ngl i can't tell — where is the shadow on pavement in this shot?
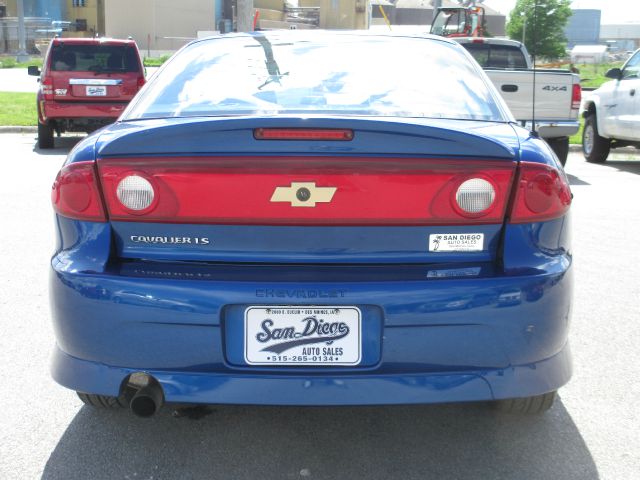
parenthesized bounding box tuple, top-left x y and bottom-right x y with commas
(566, 174, 590, 186)
(32, 136, 84, 156)
(42, 399, 599, 480)
(604, 160, 640, 176)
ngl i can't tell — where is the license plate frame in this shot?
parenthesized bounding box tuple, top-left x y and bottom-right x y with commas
(86, 85, 107, 96)
(244, 306, 362, 366)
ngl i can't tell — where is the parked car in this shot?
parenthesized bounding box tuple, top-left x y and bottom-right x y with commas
(49, 32, 572, 417)
(581, 48, 640, 163)
(455, 37, 581, 166)
(28, 37, 145, 149)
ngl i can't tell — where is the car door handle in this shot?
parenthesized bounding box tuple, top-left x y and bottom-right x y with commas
(631, 89, 636, 96)
(501, 84, 518, 93)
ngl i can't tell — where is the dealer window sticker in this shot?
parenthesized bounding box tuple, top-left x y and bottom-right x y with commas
(429, 233, 484, 252)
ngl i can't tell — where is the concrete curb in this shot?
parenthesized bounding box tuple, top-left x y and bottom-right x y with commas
(0, 126, 37, 133)
(569, 144, 583, 152)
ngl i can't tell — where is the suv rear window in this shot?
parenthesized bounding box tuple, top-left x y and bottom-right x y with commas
(50, 44, 140, 73)
(463, 43, 528, 69)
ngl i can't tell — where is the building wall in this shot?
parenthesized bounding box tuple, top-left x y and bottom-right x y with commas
(104, 0, 215, 53)
(66, 0, 102, 34)
(564, 9, 600, 48)
(299, 0, 369, 30)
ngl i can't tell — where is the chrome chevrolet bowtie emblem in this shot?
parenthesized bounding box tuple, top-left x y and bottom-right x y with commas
(270, 182, 337, 207)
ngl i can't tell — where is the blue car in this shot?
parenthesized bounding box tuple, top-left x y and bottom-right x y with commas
(50, 32, 572, 417)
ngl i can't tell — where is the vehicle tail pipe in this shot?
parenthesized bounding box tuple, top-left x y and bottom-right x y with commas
(130, 382, 164, 418)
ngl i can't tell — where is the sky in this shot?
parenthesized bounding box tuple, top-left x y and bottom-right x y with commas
(482, 0, 640, 24)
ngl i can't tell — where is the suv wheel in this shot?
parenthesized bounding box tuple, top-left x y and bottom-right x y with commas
(38, 121, 54, 149)
(493, 391, 557, 414)
(582, 114, 610, 163)
(546, 137, 569, 166)
(77, 392, 128, 409)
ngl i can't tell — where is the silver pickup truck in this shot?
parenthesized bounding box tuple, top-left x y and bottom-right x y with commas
(455, 37, 581, 165)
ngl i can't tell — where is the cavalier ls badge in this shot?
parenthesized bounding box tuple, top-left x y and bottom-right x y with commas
(270, 182, 337, 207)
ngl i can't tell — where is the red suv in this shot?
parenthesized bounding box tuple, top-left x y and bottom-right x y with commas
(28, 37, 145, 148)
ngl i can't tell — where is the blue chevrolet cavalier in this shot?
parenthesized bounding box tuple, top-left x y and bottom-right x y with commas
(50, 32, 572, 417)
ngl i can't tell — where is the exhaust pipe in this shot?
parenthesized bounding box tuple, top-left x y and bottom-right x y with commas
(130, 383, 164, 418)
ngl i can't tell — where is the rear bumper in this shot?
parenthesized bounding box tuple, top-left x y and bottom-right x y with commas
(50, 218, 573, 406)
(522, 120, 580, 139)
(43, 101, 127, 121)
(52, 344, 571, 406)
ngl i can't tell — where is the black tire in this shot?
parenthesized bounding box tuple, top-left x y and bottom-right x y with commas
(37, 121, 54, 149)
(546, 137, 569, 166)
(493, 391, 557, 414)
(77, 392, 128, 409)
(582, 114, 610, 163)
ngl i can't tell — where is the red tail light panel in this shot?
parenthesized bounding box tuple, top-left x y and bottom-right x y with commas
(98, 157, 516, 226)
(52, 161, 106, 221)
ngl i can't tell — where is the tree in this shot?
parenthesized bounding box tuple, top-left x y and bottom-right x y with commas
(506, 0, 572, 60)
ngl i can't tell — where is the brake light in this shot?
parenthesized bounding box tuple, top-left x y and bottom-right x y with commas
(137, 76, 146, 89)
(571, 83, 581, 110)
(254, 129, 354, 141)
(41, 76, 53, 100)
(509, 162, 571, 223)
(52, 162, 107, 221)
(97, 157, 516, 226)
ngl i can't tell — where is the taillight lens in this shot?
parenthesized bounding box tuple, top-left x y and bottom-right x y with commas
(98, 157, 516, 225)
(116, 174, 155, 212)
(41, 76, 53, 100)
(571, 83, 581, 110)
(510, 162, 571, 223)
(455, 178, 496, 216)
(52, 162, 106, 221)
(137, 76, 146, 89)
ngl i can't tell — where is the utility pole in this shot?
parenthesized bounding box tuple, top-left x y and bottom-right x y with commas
(16, 0, 29, 62)
(236, 0, 254, 32)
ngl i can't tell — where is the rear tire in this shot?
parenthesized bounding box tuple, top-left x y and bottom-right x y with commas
(77, 392, 127, 409)
(493, 391, 557, 414)
(37, 121, 54, 149)
(546, 137, 569, 166)
(582, 114, 610, 163)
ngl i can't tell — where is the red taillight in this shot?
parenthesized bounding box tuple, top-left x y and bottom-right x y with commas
(52, 162, 107, 221)
(254, 129, 354, 141)
(509, 162, 571, 224)
(98, 157, 516, 226)
(571, 83, 581, 110)
(137, 76, 146, 89)
(41, 76, 53, 100)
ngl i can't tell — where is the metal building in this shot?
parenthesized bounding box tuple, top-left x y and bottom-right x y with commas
(564, 9, 601, 48)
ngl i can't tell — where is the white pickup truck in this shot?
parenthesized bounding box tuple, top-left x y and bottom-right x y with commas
(581, 48, 640, 163)
(455, 37, 581, 165)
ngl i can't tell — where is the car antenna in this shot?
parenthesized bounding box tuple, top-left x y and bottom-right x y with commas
(530, 0, 538, 136)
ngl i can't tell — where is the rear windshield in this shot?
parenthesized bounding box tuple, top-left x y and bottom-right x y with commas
(50, 44, 140, 73)
(124, 34, 506, 122)
(462, 43, 528, 69)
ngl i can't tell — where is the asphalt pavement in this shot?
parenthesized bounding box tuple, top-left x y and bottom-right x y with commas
(0, 134, 638, 480)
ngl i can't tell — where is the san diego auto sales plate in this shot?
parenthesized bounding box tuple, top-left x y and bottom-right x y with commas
(244, 306, 361, 365)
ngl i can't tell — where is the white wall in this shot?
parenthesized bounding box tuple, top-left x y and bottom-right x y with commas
(105, 0, 215, 54)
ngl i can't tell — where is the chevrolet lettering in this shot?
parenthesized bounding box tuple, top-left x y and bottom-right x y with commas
(49, 31, 573, 417)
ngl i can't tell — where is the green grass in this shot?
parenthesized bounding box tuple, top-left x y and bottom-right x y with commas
(577, 62, 624, 89)
(0, 56, 43, 69)
(0, 92, 37, 126)
(569, 116, 584, 145)
(143, 55, 171, 67)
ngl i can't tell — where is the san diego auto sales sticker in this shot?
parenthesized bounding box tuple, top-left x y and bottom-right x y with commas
(429, 233, 484, 252)
(244, 306, 362, 365)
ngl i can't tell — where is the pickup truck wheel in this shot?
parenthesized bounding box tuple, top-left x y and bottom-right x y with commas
(583, 115, 610, 163)
(77, 392, 127, 409)
(546, 137, 569, 166)
(37, 121, 54, 149)
(493, 391, 557, 414)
